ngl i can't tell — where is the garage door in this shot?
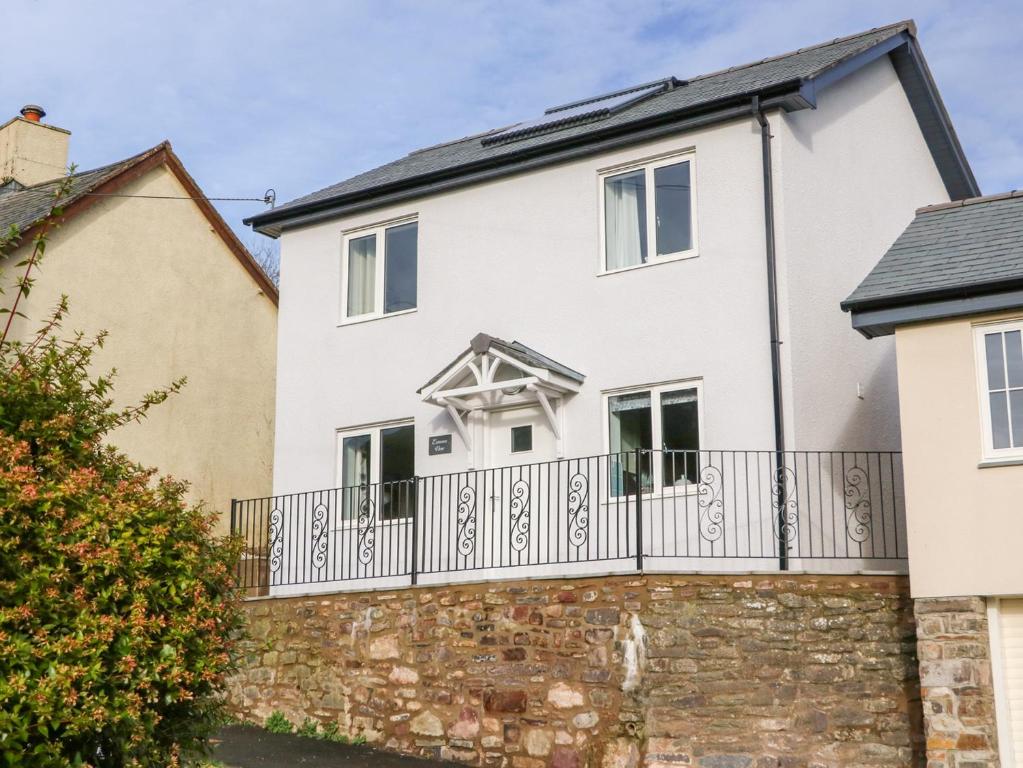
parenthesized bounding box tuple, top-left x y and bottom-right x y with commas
(1001, 600, 1023, 765)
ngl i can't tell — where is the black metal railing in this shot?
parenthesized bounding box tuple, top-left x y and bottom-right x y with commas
(231, 449, 906, 595)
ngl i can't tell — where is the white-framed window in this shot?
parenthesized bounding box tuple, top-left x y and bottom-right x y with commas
(340, 217, 418, 323)
(336, 420, 415, 519)
(511, 425, 533, 454)
(975, 320, 1023, 462)
(603, 378, 703, 495)
(599, 151, 697, 274)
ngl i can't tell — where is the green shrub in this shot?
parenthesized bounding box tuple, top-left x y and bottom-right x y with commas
(0, 182, 244, 765)
(264, 711, 294, 735)
(318, 722, 348, 743)
(296, 718, 319, 738)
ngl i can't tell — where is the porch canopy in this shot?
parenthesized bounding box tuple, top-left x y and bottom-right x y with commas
(419, 333, 585, 461)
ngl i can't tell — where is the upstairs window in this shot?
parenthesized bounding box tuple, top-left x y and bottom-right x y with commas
(601, 153, 695, 273)
(976, 321, 1023, 462)
(342, 219, 418, 322)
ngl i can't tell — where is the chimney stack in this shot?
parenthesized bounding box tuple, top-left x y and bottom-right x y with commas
(0, 105, 70, 187)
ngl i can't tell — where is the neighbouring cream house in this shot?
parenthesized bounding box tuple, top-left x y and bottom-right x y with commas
(844, 192, 1023, 768)
(0, 105, 278, 533)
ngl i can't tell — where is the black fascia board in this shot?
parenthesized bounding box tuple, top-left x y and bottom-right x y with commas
(841, 276, 1023, 315)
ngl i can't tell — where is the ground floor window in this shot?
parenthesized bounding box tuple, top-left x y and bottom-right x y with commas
(337, 421, 415, 520)
(606, 380, 702, 494)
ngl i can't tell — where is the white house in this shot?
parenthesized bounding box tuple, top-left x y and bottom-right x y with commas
(241, 21, 977, 594)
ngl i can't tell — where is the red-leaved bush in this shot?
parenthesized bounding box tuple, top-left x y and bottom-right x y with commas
(0, 179, 244, 766)
(0, 325, 244, 766)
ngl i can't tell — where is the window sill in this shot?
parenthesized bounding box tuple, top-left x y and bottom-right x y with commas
(978, 456, 1023, 469)
(329, 517, 412, 533)
(338, 308, 417, 327)
(605, 484, 701, 503)
(598, 250, 699, 277)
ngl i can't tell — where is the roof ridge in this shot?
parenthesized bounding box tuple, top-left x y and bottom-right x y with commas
(685, 19, 913, 84)
(14, 142, 168, 192)
(917, 190, 1023, 214)
(404, 23, 912, 163)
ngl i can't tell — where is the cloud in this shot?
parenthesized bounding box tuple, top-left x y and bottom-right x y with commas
(4, 0, 1020, 239)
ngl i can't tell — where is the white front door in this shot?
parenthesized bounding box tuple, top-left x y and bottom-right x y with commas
(481, 406, 558, 568)
(486, 405, 557, 468)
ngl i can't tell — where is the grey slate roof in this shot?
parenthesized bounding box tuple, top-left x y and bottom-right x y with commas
(843, 192, 1023, 312)
(0, 145, 161, 237)
(482, 335, 586, 384)
(247, 20, 977, 235)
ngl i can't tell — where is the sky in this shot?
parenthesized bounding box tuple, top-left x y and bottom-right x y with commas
(4, 0, 1022, 252)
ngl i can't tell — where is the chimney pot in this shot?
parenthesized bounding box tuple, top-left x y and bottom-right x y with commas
(20, 105, 46, 122)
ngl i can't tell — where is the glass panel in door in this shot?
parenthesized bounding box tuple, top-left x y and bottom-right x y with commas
(661, 387, 700, 487)
(341, 433, 371, 519)
(608, 391, 652, 494)
(380, 424, 415, 520)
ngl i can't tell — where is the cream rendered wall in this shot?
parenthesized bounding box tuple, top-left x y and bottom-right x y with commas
(774, 56, 949, 451)
(4, 165, 277, 532)
(274, 117, 778, 494)
(895, 312, 1023, 598)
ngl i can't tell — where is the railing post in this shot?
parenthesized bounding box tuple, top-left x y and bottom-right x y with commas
(774, 454, 789, 571)
(634, 448, 643, 572)
(229, 498, 237, 534)
(410, 477, 419, 586)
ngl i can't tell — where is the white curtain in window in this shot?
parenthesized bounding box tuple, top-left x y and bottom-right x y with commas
(604, 172, 645, 270)
(347, 235, 376, 316)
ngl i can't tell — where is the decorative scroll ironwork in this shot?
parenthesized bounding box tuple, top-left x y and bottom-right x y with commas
(697, 466, 724, 542)
(567, 473, 589, 547)
(771, 465, 798, 549)
(509, 479, 530, 553)
(310, 502, 329, 569)
(456, 485, 477, 557)
(268, 506, 284, 575)
(843, 466, 872, 543)
(357, 492, 376, 565)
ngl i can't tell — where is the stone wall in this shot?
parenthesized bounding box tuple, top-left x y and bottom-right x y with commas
(914, 597, 1000, 767)
(229, 574, 922, 767)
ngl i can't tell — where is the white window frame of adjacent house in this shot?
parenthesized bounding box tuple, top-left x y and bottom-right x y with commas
(974, 319, 1023, 464)
(601, 377, 705, 497)
(339, 215, 419, 325)
(335, 419, 415, 522)
(597, 149, 698, 276)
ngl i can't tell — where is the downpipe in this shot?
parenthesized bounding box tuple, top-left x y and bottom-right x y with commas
(753, 97, 789, 571)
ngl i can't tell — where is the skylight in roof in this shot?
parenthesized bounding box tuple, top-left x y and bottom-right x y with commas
(481, 77, 683, 147)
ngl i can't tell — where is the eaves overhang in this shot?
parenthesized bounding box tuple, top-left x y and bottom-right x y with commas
(248, 28, 978, 238)
(245, 86, 804, 238)
(845, 281, 1023, 339)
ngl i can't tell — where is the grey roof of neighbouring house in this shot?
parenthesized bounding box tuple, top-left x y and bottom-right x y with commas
(0, 146, 160, 236)
(842, 192, 1023, 337)
(247, 20, 978, 237)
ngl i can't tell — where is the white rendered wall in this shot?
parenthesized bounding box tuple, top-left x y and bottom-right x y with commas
(273, 117, 778, 495)
(273, 54, 951, 498)
(773, 55, 950, 452)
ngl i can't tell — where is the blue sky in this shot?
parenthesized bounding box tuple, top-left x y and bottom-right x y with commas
(5, 0, 1022, 250)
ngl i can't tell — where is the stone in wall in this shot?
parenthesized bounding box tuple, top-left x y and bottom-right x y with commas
(915, 597, 1000, 768)
(228, 574, 922, 768)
